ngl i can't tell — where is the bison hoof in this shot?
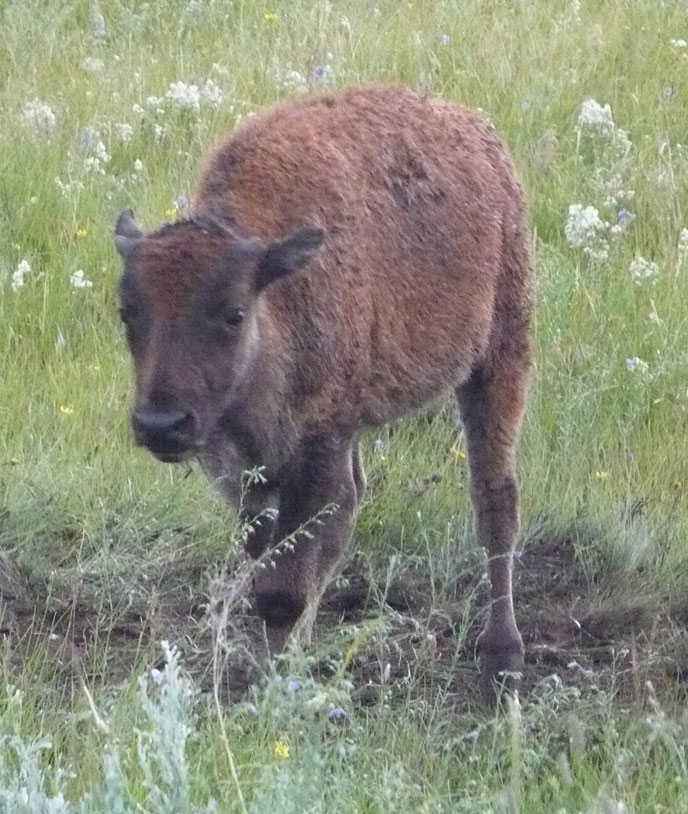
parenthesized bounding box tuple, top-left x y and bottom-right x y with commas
(255, 590, 306, 628)
(477, 628, 524, 704)
(263, 622, 293, 654)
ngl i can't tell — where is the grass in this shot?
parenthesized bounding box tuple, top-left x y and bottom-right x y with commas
(2, 0, 688, 810)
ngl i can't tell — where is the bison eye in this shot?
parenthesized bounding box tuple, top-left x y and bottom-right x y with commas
(225, 307, 245, 327)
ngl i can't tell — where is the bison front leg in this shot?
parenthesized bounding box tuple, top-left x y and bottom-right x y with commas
(253, 434, 358, 653)
(456, 357, 530, 701)
(240, 480, 279, 561)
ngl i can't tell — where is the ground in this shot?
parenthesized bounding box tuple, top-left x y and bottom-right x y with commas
(2, 531, 684, 712)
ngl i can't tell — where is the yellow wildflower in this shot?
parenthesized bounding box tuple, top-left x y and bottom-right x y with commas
(10, 457, 20, 466)
(164, 205, 179, 218)
(273, 737, 290, 759)
(595, 470, 608, 481)
(60, 405, 74, 415)
(75, 228, 88, 239)
(451, 444, 467, 462)
(264, 11, 277, 22)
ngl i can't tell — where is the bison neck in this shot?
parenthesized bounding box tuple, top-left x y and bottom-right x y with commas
(214, 312, 300, 483)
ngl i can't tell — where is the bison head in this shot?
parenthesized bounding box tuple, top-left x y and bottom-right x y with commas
(114, 209, 324, 462)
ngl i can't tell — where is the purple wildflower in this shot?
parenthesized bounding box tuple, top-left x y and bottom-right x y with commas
(617, 208, 631, 232)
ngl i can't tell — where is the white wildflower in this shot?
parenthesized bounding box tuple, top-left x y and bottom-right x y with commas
(275, 65, 309, 95)
(166, 81, 201, 110)
(146, 95, 162, 108)
(19, 99, 56, 139)
(626, 356, 649, 375)
(200, 78, 224, 108)
(91, 5, 106, 39)
(577, 99, 632, 157)
(133, 159, 143, 173)
(211, 62, 230, 78)
(564, 204, 609, 263)
(54, 176, 82, 198)
(115, 122, 133, 142)
(630, 256, 659, 285)
(70, 269, 93, 289)
(648, 310, 661, 325)
(577, 99, 614, 133)
(132, 103, 145, 118)
(11, 260, 31, 291)
(612, 127, 633, 156)
(678, 228, 688, 253)
(54, 176, 84, 198)
(94, 139, 110, 162)
(82, 56, 104, 72)
(84, 140, 110, 174)
(154, 123, 167, 142)
(595, 167, 635, 209)
(670, 38, 687, 48)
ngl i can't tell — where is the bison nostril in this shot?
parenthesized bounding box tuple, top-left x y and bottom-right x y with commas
(132, 409, 196, 451)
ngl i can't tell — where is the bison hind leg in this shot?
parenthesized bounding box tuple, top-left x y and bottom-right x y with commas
(456, 345, 531, 702)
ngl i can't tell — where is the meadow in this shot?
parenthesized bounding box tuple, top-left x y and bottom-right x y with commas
(2, 0, 688, 810)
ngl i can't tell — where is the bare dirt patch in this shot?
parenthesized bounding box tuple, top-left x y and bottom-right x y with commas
(1, 533, 686, 710)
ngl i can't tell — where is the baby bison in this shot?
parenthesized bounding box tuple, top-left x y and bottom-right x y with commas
(114, 86, 533, 697)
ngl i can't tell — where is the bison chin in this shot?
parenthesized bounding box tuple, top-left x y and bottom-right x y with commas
(149, 448, 196, 464)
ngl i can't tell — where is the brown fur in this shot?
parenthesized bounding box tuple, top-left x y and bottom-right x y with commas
(114, 85, 534, 698)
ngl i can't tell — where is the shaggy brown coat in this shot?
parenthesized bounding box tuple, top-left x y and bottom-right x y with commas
(114, 85, 533, 697)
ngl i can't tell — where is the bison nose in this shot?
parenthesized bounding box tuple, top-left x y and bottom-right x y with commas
(132, 408, 196, 458)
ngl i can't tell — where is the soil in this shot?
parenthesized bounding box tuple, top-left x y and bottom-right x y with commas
(0, 534, 686, 711)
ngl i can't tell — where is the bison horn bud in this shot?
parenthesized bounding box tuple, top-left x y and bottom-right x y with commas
(114, 209, 143, 258)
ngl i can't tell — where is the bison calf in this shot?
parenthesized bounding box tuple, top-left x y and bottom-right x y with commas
(114, 85, 533, 697)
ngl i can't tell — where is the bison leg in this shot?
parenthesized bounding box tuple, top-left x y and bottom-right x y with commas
(456, 357, 530, 700)
(198, 444, 278, 560)
(253, 434, 357, 653)
(240, 480, 279, 560)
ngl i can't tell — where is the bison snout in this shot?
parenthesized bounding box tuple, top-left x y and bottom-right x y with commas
(132, 408, 197, 462)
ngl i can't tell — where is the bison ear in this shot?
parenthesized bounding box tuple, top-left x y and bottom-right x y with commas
(114, 209, 143, 259)
(255, 227, 325, 291)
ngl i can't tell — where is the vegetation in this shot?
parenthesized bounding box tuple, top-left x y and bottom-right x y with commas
(1, 0, 688, 810)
